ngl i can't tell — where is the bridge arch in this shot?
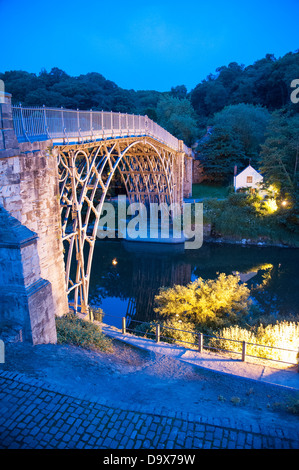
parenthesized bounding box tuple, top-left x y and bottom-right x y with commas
(0, 98, 193, 342)
(56, 136, 180, 313)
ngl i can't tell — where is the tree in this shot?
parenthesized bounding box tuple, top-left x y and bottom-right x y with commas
(190, 51, 299, 119)
(260, 112, 299, 194)
(191, 78, 229, 117)
(213, 103, 270, 160)
(259, 112, 299, 229)
(0, 70, 39, 104)
(198, 125, 246, 183)
(156, 96, 198, 146)
(170, 85, 187, 99)
(197, 104, 270, 183)
(216, 62, 245, 90)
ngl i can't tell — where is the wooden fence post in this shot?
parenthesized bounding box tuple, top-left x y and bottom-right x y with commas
(198, 333, 203, 353)
(122, 317, 126, 335)
(242, 341, 247, 362)
(156, 324, 160, 343)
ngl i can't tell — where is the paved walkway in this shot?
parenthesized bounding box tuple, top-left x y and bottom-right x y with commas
(1, 322, 299, 451)
(1, 369, 299, 450)
(101, 323, 299, 390)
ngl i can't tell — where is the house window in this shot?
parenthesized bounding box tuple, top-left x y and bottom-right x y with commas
(247, 176, 253, 183)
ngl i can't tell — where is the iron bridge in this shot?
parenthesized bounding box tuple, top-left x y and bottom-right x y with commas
(12, 105, 192, 313)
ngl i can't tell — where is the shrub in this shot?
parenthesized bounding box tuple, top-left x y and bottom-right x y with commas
(133, 318, 197, 348)
(56, 313, 113, 352)
(287, 396, 299, 415)
(133, 321, 157, 339)
(209, 321, 299, 363)
(154, 273, 251, 330)
(90, 307, 105, 322)
(203, 190, 299, 246)
(227, 192, 251, 207)
(160, 318, 197, 347)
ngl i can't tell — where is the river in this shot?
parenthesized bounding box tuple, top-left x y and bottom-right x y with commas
(88, 240, 299, 329)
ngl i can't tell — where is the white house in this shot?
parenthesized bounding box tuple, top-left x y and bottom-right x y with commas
(234, 165, 263, 191)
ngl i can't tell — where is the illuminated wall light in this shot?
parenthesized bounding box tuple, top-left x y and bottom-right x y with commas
(112, 258, 118, 265)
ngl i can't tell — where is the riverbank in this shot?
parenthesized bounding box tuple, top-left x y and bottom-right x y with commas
(200, 215, 299, 248)
(187, 188, 299, 249)
(1, 333, 299, 451)
(203, 232, 298, 249)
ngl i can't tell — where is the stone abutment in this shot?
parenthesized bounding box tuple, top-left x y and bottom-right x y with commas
(0, 93, 68, 344)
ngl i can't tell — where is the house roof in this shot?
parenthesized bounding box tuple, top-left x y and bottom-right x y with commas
(236, 164, 262, 178)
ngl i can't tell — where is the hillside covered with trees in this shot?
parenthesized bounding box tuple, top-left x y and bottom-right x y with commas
(1, 50, 298, 143)
(1, 50, 298, 229)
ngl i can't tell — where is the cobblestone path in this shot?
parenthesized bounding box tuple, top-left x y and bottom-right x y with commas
(0, 371, 299, 450)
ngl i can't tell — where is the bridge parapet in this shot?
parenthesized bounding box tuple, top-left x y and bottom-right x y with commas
(12, 105, 192, 156)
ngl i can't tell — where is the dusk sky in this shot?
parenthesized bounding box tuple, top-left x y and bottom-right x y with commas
(1, 0, 298, 92)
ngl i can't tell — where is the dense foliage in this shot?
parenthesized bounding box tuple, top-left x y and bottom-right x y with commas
(56, 313, 113, 351)
(1, 51, 298, 223)
(1, 50, 298, 140)
(154, 273, 252, 330)
(259, 112, 299, 229)
(202, 192, 299, 246)
(210, 321, 299, 364)
(190, 52, 299, 122)
(197, 104, 271, 182)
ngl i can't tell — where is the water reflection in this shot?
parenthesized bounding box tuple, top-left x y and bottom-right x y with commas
(124, 243, 191, 324)
(88, 240, 299, 327)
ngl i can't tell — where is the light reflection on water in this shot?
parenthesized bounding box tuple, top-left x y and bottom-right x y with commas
(88, 240, 299, 328)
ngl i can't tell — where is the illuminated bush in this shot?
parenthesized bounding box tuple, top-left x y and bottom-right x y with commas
(210, 321, 299, 363)
(133, 318, 197, 348)
(160, 318, 197, 347)
(154, 273, 251, 330)
(263, 198, 278, 214)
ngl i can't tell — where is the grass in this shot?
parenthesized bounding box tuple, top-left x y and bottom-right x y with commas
(56, 313, 113, 352)
(191, 183, 230, 200)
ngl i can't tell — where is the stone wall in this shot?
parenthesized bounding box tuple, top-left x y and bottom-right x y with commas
(0, 142, 69, 319)
(193, 160, 206, 184)
(0, 208, 57, 344)
(0, 93, 68, 344)
(183, 155, 193, 198)
(173, 145, 193, 203)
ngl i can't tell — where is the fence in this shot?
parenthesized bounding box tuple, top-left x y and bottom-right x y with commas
(91, 312, 299, 368)
(12, 104, 191, 155)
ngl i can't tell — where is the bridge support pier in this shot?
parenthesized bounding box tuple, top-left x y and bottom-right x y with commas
(0, 207, 57, 344)
(0, 93, 68, 344)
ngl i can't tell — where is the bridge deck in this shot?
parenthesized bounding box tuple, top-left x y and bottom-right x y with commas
(12, 105, 191, 155)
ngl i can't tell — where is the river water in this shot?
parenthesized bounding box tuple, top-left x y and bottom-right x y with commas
(88, 240, 299, 329)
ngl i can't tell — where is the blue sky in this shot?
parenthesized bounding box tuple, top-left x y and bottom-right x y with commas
(1, 0, 298, 91)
